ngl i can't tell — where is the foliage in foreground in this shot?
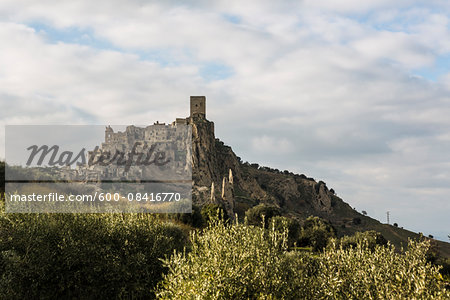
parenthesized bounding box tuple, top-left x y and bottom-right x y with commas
(332, 230, 387, 251)
(245, 203, 281, 228)
(0, 211, 187, 299)
(158, 218, 316, 299)
(298, 215, 336, 251)
(320, 239, 447, 299)
(157, 219, 450, 300)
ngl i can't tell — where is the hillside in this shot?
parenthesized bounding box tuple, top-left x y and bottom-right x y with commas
(1, 115, 449, 258)
(189, 116, 450, 258)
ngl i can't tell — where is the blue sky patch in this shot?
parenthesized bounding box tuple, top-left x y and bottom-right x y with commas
(199, 62, 234, 81)
(413, 54, 450, 81)
(28, 22, 119, 51)
(222, 13, 242, 24)
(27, 22, 190, 68)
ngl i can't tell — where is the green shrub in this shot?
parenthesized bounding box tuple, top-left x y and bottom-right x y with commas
(319, 239, 449, 299)
(157, 218, 316, 299)
(157, 221, 449, 299)
(439, 258, 450, 277)
(352, 217, 362, 225)
(244, 203, 281, 227)
(170, 204, 204, 228)
(0, 212, 187, 299)
(298, 216, 336, 251)
(200, 203, 229, 224)
(270, 216, 301, 247)
(426, 238, 440, 264)
(333, 230, 387, 251)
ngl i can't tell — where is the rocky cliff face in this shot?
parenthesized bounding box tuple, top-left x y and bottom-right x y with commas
(190, 117, 367, 231)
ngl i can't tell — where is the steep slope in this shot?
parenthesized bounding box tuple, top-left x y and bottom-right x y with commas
(191, 117, 366, 222)
(190, 117, 450, 257)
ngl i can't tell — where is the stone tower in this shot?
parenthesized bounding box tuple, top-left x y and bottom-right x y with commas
(190, 96, 206, 118)
(105, 125, 113, 143)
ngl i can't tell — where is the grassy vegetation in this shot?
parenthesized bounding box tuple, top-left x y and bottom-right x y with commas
(158, 217, 450, 299)
(0, 205, 187, 299)
(1, 162, 450, 298)
(1, 195, 449, 299)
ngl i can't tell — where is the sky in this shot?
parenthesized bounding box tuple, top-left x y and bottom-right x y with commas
(0, 0, 449, 241)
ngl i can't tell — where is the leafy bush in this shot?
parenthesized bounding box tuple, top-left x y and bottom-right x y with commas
(244, 203, 281, 227)
(319, 239, 448, 299)
(270, 215, 301, 247)
(439, 258, 450, 278)
(298, 216, 336, 251)
(426, 238, 441, 264)
(201, 203, 229, 224)
(333, 230, 387, 251)
(157, 220, 449, 299)
(352, 217, 362, 225)
(157, 218, 317, 299)
(0, 212, 187, 299)
(170, 204, 204, 228)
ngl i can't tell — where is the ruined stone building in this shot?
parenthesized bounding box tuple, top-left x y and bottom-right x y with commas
(68, 96, 235, 216)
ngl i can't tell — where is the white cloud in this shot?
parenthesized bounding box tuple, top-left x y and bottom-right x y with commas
(251, 135, 294, 154)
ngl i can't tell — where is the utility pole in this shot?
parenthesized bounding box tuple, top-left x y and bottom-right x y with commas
(386, 211, 390, 225)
